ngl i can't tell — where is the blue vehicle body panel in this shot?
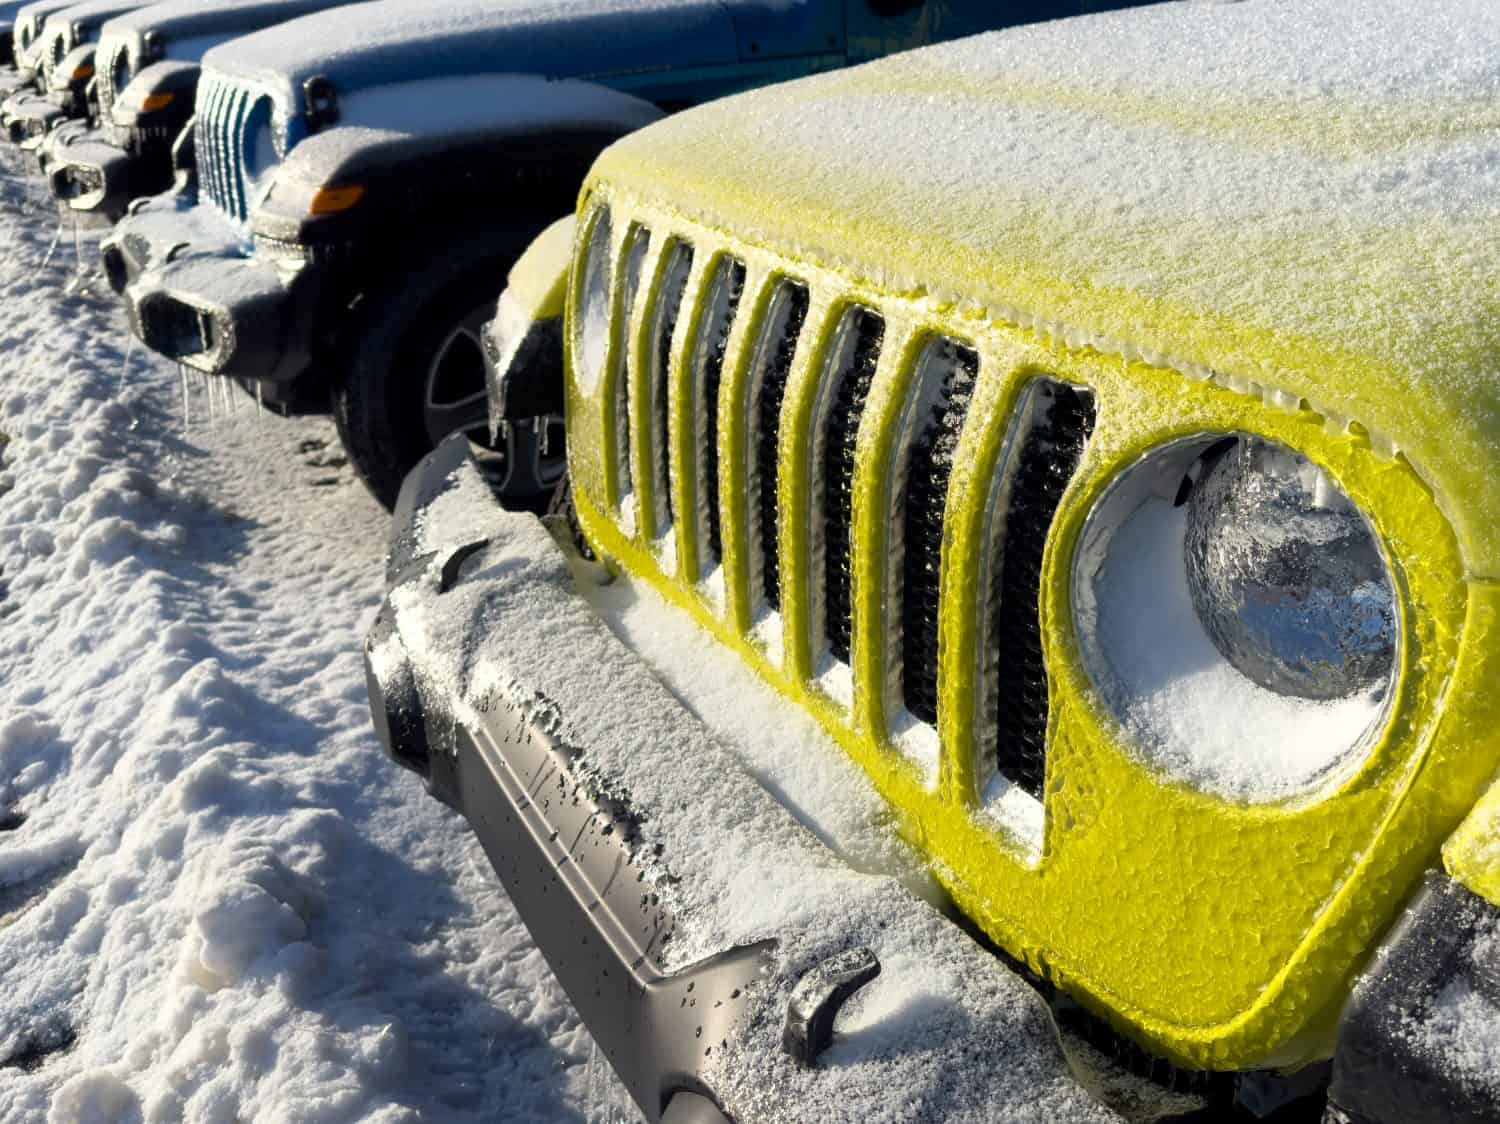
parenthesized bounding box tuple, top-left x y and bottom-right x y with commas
(203, 0, 746, 114)
(720, 0, 845, 61)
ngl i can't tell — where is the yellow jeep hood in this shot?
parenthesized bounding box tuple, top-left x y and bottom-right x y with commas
(590, 0, 1500, 576)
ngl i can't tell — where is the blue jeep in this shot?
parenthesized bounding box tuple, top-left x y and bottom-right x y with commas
(1, 0, 160, 148)
(105, 0, 1151, 508)
(0, 0, 80, 101)
(44, 0, 367, 220)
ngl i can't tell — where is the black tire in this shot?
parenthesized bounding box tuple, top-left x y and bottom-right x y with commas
(333, 228, 555, 509)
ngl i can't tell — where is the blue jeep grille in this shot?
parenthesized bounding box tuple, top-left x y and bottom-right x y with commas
(195, 72, 261, 223)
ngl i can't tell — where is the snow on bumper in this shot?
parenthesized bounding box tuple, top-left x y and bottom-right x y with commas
(365, 436, 1117, 1124)
(47, 133, 138, 220)
(105, 202, 315, 382)
(2, 89, 63, 150)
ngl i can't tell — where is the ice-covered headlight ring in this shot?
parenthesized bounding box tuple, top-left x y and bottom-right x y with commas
(1072, 434, 1398, 803)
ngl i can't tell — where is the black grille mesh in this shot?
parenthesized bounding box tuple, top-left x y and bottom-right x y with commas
(992, 382, 1096, 798)
(755, 283, 810, 611)
(650, 242, 694, 533)
(901, 340, 979, 726)
(822, 309, 885, 664)
(697, 258, 747, 567)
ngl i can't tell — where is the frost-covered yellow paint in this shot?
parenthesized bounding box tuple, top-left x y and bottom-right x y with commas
(502, 215, 576, 323)
(1443, 745, 1500, 907)
(555, 4, 1500, 1073)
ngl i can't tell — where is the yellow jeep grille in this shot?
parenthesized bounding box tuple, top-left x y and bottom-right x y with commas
(562, 185, 1494, 1073)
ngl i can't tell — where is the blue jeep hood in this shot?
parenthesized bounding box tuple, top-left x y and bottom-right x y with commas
(200, 0, 750, 113)
(103, 0, 367, 47)
(46, 0, 155, 34)
(14, 0, 81, 48)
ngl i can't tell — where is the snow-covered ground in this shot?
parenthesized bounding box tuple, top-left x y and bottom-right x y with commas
(0, 168, 629, 1122)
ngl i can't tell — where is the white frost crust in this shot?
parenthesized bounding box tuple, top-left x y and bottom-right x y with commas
(979, 772, 1044, 863)
(884, 706, 939, 786)
(387, 466, 1118, 1123)
(812, 650, 852, 711)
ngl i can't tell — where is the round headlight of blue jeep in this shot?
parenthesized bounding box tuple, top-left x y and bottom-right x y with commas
(1072, 434, 1397, 802)
(574, 206, 612, 397)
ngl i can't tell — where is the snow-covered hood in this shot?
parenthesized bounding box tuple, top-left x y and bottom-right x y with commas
(32, 0, 154, 78)
(95, 0, 364, 110)
(12, 0, 74, 60)
(593, 0, 1500, 578)
(201, 0, 744, 115)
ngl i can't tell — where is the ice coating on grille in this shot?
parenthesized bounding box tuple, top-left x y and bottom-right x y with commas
(692, 257, 747, 574)
(593, 0, 1500, 575)
(648, 240, 693, 540)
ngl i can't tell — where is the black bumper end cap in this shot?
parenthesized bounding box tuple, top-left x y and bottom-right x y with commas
(1326, 869, 1500, 1124)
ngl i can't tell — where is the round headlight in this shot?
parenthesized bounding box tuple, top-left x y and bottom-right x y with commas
(1073, 434, 1397, 802)
(573, 207, 612, 396)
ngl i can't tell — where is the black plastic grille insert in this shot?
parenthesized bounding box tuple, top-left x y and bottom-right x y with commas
(753, 282, 810, 612)
(822, 308, 885, 664)
(992, 381, 1096, 798)
(901, 339, 979, 726)
(695, 258, 747, 567)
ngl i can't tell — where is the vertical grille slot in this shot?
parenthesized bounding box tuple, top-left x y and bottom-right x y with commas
(747, 281, 810, 613)
(97, 40, 125, 117)
(988, 380, 1096, 799)
(194, 76, 255, 222)
(647, 241, 694, 538)
(819, 307, 884, 664)
(901, 338, 979, 727)
(691, 257, 747, 573)
(613, 225, 651, 510)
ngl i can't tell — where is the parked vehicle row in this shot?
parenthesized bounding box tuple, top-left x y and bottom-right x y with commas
(5, 1, 1499, 1123)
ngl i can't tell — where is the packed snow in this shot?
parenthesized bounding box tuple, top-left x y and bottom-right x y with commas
(0, 168, 640, 1122)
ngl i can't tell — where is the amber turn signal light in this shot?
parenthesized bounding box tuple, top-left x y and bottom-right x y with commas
(308, 183, 365, 216)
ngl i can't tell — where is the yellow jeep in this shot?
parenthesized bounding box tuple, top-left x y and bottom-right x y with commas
(368, 2, 1500, 1121)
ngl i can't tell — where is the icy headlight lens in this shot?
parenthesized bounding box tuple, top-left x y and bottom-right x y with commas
(574, 207, 612, 396)
(1073, 434, 1397, 802)
(1184, 438, 1394, 701)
